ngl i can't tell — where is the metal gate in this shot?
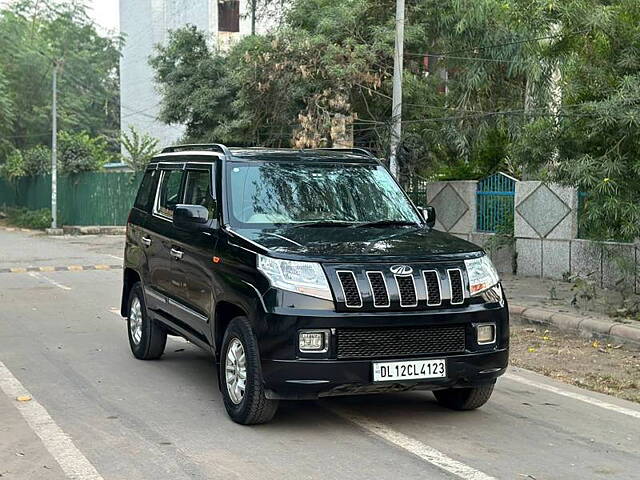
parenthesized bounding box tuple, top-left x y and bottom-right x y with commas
(476, 172, 517, 232)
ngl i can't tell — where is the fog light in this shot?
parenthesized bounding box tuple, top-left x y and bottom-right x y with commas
(476, 324, 496, 345)
(299, 330, 329, 352)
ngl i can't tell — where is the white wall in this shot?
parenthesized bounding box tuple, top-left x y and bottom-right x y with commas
(119, 0, 283, 149)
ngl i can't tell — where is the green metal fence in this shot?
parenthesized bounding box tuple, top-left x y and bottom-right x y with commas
(0, 172, 142, 226)
(476, 172, 517, 232)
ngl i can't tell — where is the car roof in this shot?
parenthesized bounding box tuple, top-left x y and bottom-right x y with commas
(149, 145, 379, 164)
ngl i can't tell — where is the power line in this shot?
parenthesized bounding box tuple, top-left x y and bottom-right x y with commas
(428, 29, 587, 57)
(404, 52, 521, 64)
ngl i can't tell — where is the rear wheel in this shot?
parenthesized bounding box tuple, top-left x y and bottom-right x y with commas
(220, 316, 279, 425)
(433, 382, 495, 410)
(127, 282, 167, 360)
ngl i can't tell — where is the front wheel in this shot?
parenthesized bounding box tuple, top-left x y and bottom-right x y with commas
(433, 382, 495, 410)
(127, 282, 167, 360)
(220, 317, 279, 425)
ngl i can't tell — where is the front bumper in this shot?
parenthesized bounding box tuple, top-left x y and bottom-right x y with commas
(254, 292, 509, 399)
(262, 349, 508, 400)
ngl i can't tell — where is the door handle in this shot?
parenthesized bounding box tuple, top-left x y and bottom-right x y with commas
(170, 248, 184, 260)
(141, 236, 152, 247)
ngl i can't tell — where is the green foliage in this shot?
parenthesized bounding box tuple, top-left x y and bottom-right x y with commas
(120, 127, 160, 171)
(0, 150, 26, 180)
(23, 145, 51, 175)
(0, 0, 121, 159)
(5, 207, 52, 229)
(58, 131, 112, 174)
(513, 0, 640, 241)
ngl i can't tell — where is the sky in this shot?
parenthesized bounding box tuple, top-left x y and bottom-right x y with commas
(0, 0, 120, 34)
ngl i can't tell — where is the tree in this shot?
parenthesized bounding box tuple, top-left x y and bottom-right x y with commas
(120, 127, 160, 171)
(0, 0, 121, 156)
(512, 0, 640, 241)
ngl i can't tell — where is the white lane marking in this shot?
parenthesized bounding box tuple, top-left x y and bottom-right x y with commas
(109, 308, 121, 316)
(0, 361, 104, 480)
(329, 407, 497, 480)
(107, 254, 123, 261)
(506, 372, 640, 420)
(28, 272, 71, 291)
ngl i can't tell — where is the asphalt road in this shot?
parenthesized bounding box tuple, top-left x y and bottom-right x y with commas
(1, 228, 639, 480)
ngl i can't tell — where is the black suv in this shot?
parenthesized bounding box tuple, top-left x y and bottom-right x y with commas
(121, 144, 508, 424)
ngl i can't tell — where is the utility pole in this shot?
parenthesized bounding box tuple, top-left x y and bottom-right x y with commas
(388, 0, 405, 179)
(251, 0, 256, 35)
(51, 60, 59, 229)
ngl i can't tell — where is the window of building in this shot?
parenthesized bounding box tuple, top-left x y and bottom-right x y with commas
(218, 0, 240, 32)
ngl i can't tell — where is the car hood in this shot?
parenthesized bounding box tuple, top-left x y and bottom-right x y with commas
(228, 225, 484, 262)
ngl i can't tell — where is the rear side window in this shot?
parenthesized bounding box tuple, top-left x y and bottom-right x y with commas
(184, 169, 216, 220)
(134, 170, 157, 212)
(156, 169, 183, 217)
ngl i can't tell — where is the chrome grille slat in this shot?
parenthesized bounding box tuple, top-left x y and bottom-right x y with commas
(366, 271, 390, 308)
(337, 270, 362, 308)
(422, 270, 442, 306)
(448, 268, 465, 305)
(395, 275, 418, 307)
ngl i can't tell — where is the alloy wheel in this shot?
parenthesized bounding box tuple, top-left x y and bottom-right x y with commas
(129, 296, 143, 345)
(225, 338, 247, 405)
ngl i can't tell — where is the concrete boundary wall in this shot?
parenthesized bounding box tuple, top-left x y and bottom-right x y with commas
(428, 178, 638, 292)
(426, 181, 477, 236)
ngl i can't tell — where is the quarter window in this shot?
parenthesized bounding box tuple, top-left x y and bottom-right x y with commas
(156, 169, 183, 217)
(134, 170, 157, 212)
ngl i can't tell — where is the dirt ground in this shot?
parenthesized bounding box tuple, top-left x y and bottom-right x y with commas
(510, 317, 640, 403)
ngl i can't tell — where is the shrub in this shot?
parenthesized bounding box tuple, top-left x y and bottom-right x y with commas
(5, 207, 52, 229)
(59, 131, 113, 174)
(0, 149, 26, 180)
(23, 145, 51, 175)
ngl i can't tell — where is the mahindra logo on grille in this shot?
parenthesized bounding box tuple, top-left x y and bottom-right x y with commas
(390, 265, 413, 275)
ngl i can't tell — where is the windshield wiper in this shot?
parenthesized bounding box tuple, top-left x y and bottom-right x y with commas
(290, 220, 357, 228)
(354, 219, 419, 228)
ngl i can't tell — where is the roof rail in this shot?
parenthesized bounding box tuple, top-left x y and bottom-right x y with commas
(161, 143, 232, 157)
(311, 147, 376, 158)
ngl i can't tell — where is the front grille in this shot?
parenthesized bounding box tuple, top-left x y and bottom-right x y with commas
(367, 272, 389, 307)
(337, 271, 362, 307)
(423, 270, 441, 306)
(395, 275, 417, 306)
(448, 269, 464, 304)
(336, 325, 466, 359)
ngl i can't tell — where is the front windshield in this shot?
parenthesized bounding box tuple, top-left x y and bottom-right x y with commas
(226, 161, 422, 227)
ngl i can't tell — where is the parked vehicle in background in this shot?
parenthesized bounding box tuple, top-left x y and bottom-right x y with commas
(121, 144, 509, 424)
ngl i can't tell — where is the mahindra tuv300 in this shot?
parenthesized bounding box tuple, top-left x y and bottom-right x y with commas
(121, 144, 509, 424)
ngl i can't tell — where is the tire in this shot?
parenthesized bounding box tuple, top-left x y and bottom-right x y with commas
(127, 282, 167, 360)
(219, 316, 279, 425)
(433, 382, 495, 410)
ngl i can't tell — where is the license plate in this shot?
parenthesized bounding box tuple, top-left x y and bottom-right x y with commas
(373, 359, 446, 382)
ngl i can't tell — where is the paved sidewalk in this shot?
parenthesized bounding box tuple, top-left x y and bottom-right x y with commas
(503, 273, 640, 345)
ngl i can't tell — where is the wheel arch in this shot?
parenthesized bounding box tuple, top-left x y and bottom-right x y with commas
(213, 301, 250, 359)
(121, 268, 141, 317)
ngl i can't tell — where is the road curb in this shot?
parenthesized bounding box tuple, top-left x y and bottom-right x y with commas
(509, 303, 640, 347)
(53, 226, 126, 236)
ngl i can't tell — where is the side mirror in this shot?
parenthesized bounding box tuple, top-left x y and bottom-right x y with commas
(418, 206, 436, 228)
(173, 204, 211, 232)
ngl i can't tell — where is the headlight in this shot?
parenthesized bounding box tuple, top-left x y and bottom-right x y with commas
(257, 255, 333, 301)
(464, 255, 499, 296)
